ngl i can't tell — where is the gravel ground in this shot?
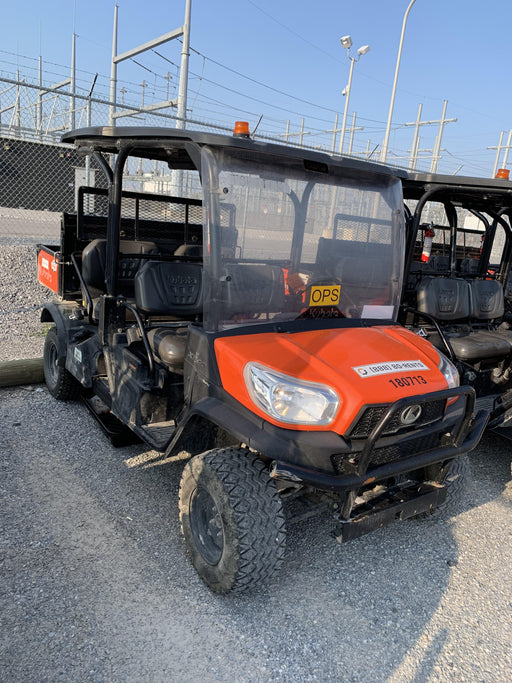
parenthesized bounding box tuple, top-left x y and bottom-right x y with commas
(1, 244, 512, 682)
(0, 244, 54, 362)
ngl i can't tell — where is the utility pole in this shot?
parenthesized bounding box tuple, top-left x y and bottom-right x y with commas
(283, 120, 291, 145)
(37, 48, 43, 137)
(347, 112, 363, 155)
(330, 114, 338, 152)
(176, 0, 192, 130)
(430, 100, 456, 172)
(405, 103, 422, 169)
(298, 118, 305, 147)
(327, 112, 363, 155)
(502, 130, 512, 169)
(69, 0, 77, 130)
(278, 119, 311, 146)
(109, 3, 118, 127)
(164, 72, 172, 100)
(109, 1, 188, 126)
(403, 100, 456, 172)
(488, 130, 512, 177)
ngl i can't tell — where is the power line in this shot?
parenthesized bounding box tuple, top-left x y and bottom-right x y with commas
(245, 0, 341, 64)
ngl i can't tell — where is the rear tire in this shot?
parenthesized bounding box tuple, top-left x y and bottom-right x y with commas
(179, 447, 286, 594)
(43, 327, 80, 401)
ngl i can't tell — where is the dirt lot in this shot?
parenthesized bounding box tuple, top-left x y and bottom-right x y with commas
(1, 384, 512, 682)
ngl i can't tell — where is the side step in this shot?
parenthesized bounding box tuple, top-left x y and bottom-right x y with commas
(334, 481, 446, 544)
(82, 396, 142, 448)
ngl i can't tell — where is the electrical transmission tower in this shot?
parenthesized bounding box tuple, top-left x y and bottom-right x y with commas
(488, 130, 512, 178)
(404, 101, 457, 171)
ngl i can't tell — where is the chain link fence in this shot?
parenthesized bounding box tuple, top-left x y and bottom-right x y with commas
(0, 75, 232, 245)
(0, 74, 380, 246)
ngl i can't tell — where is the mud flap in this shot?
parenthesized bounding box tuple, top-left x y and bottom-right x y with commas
(334, 481, 447, 544)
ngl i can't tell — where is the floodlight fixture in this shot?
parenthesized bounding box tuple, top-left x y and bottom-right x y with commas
(340, 35, 352, 49)
(357, 45, 370, 56)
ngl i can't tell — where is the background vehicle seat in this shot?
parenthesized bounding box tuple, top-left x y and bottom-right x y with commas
(417, 276, 470, 321)
(428, 254, 450, 273)
(417, 276, 510, 361)
(470, 279, 504, 320)
(460, 258, 480, 275)
(470, 279, 512, 351)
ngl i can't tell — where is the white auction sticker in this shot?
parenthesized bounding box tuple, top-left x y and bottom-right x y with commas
(353, 360, 429, 378)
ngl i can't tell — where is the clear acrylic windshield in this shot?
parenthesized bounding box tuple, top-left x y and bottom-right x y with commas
(201, 146, 405, 332)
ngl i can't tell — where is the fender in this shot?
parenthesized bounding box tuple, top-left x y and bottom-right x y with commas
(40, 302, 71, 360)
(165, 392, 345, 464)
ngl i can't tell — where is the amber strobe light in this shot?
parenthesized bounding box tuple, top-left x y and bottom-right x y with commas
(233, 121, 251, 137)
(496, 168, 510, 180)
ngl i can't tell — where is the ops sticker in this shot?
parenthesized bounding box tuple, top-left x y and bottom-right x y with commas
(309, 285, 341, 307)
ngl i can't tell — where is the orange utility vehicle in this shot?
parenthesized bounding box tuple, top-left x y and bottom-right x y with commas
(38, 125, 487, 593)
(401, 172, 512, 434)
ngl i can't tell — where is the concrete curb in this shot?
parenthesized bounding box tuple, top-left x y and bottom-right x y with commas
(0, 358, 44, 387)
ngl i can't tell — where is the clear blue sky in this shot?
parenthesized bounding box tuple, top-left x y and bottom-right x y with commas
(2, 0, 511, 177)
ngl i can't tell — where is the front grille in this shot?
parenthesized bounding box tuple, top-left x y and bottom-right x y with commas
(369, 431, 443, 466)
(331, 429, 445, 475)
(348, 398, 446, 439)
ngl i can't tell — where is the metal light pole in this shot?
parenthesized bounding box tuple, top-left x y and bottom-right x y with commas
(380, 0, 417, 162)
(339, 35, 370, 155)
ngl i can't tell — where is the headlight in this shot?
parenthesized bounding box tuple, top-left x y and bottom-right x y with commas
(438, 352, 459, 389)
(244, 362, 340, 426)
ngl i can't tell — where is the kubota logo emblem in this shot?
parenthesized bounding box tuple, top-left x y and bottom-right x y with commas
(400, 404, 422, 425)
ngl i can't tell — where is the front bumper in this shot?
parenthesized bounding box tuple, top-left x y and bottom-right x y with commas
(187, 386, 488, 494)
(334, 480, 447, 543)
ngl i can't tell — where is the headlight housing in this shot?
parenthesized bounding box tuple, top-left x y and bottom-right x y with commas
(438, 352, 459, 389)
(244, 362, 340, 426)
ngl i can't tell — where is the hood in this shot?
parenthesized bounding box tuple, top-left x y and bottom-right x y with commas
(215, 325, 448, 434)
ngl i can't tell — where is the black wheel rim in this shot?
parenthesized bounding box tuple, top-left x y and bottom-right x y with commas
(189, 487, 224, 565)
(46, 340, 59, 387)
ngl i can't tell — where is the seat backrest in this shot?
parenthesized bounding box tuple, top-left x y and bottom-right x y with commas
(417, 277, 471, 321)
(470, 279, 504, 320)
(134, 261, 203, 317)
(428, 254, 450, 273)
(81, 239, 158, 294)
(221, 264, 285, 315)
(174, 243, 203, 258)
(81, 239, 108, 291)
(460, 258, 480, 275)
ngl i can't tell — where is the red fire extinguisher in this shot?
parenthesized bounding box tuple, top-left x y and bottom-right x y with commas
(421, 225, 435, 263)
